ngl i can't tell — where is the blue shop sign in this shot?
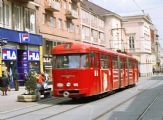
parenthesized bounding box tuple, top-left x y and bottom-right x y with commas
(2, 49, 17, 60)
(28, 51, 40, 61)
(19, 33, 30, 43)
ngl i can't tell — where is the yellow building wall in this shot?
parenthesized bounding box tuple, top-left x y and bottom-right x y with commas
(40, 46, 43, 73)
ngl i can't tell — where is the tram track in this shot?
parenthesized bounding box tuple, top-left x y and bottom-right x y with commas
(1, 97, 71, 120)
(41, 103, 85, 120)
(137, 91, 161, 120)
(0, 97, 55, 114)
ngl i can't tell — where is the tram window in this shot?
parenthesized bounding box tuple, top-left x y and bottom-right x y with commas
(100, 54, 109, 69)
(90, 53, 98, 68)
(80, 54, 89, 68)
(119, 58, 123, 69)
(124, 60, 127, 69)
(128, 60, 132, 69)
(112, 56, 118, 69)
(53, 54, 89, 69)
(52, 56, 56, 68)
(94, 54, 98, 68)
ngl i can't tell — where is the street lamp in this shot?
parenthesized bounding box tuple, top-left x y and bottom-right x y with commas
(0, 38, 8, 77)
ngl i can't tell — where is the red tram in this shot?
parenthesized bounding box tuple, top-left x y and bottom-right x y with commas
(52, 42, 138, 98)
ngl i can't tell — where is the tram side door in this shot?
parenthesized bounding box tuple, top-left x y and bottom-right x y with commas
(100, 54, 110, 93)
(90, 52, 100, 94)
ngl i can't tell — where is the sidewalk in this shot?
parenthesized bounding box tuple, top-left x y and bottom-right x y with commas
(0, 87, 42, 113)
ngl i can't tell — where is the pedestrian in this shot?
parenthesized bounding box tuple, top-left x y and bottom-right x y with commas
(34, 72, 45, 100)
(0, 76, 2, 91)
(37, 72, 45, 90)
(13, 70, 19, 91)
(1, 71, 9, 96)
(44, 71, 49, 89)
(24, 72, 28, 81)
(153, 68, 155, 74)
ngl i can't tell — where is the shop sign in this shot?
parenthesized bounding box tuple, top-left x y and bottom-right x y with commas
(20, 33, 30, 43)
(2, 49, 17, 60)
(28, 51, 40, 61)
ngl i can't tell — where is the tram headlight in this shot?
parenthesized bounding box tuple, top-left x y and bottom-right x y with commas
(66, 82, 71, 87)
(57, 83, 64, 87)
(73, 83, 78, 87)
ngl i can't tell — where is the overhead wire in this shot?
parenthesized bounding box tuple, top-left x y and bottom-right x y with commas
(132, 0, 145, 14)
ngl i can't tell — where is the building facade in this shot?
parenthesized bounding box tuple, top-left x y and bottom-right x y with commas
(0, 0, 42, 85)
(104, 14, 127, 51)
(80, 0, 105, 47)
(0, 0, 160, 80)
(36, 0, 81, 77)
(150, 25, 160, 72)
(81, 0, 127, 51)
(122, 15, 153, 76)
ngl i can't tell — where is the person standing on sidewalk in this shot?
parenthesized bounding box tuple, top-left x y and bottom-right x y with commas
(13, 70, 19, 91)
(1, 71, 9, 96)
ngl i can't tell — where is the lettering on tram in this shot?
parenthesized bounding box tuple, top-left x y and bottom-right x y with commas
(52, 42, 138, 99)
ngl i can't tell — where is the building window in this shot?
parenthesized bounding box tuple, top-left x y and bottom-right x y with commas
(63, 0, 67, 10)
(4, 3, 11, 28)
(67, 22, 74, 32)
(100, 32, 105, 43)
(92, 29, 98, 43)
(13, 5, 22, 30)
(24, 8, 36, 33)
(129, 35, 135, 50)
(75, 25, 80, 34)
(49, 16, 56, 28)
(58, 18, 62, 30)
(82, 26, 90, 41)
(42, 13, 46, 24)
(0, 4, 2, 25)
(64, 21, 67, 31)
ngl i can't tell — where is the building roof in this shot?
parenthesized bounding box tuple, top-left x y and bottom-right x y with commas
(81, 0, 120, 18)
(122, 15, 153, 24)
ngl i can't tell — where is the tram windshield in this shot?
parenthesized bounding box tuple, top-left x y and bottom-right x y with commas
(53, 54, 89, 69)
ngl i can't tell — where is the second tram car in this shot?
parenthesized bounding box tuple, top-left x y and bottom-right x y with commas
(52, 42, 138, 98)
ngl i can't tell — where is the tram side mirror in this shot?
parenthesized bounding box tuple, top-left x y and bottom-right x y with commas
(90, 52, 94, 57)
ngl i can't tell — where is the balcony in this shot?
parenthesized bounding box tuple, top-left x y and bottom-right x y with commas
(65, 10, 78, 20)
(45, 0, 61, 12)
(11, 0, 34, 3)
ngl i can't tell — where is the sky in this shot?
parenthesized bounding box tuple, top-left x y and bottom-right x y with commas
(90, 0, 163, 47)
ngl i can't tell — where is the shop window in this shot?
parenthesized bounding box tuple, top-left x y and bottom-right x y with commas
(46, 40, 53, 54)
(28, 45, 39, 51)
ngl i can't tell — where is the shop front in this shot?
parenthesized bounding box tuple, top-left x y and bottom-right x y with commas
(0, 27, 42, 85)
(1, 48, 17, 78)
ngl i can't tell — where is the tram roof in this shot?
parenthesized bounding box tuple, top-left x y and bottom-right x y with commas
(52, 42, 137, 61)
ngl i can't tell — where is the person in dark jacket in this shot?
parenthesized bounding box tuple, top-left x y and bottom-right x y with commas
(1, 71, 9, 96)
(13, 70, 19, 91)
